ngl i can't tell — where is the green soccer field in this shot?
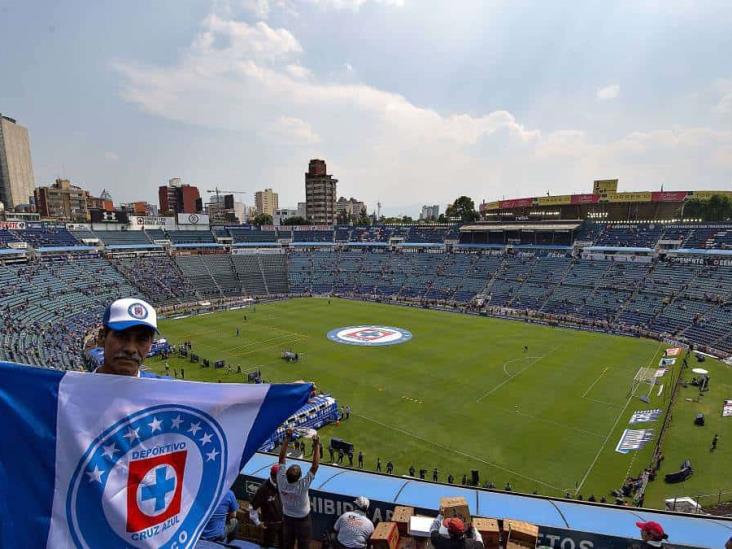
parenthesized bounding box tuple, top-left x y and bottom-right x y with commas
(148, 297, 731, 508)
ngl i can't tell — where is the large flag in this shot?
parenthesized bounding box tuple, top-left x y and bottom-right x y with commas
(0, 361, 311, 548)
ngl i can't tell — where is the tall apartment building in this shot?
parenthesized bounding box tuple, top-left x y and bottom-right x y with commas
(158, 178, 200, 214)
(254, 188, 278, 217)
(420, 204, 440, 221)
(34, 178, 89, 221)
(0, 114, 35, 210)
(305, 159, 337, 224)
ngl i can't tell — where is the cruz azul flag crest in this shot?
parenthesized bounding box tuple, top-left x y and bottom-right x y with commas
(0, 361, 311, 548)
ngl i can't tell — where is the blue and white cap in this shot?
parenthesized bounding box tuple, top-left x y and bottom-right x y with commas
(102, 298, 158, 332)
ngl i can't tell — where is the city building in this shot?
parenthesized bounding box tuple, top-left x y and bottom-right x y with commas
(336, 196, 367, 223)
(34, 178, 89, 221)
(273, 208, 298, 225)
(120, 201, 157, 216)
(479, 179, 732, 222)
(158, 178, 200, 215)
(86, 194, 114, 212)
(0, 114, 35, 210)
(254, 188, 278, 217)
(297, 202, 307, 219)
(305, 159, 337, 224)
(420, 204, 440, 221)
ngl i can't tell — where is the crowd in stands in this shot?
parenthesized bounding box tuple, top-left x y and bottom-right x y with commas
(2, 221, 732, 250)
(108, 255, 198, 304)
(0, 255, 141, 370)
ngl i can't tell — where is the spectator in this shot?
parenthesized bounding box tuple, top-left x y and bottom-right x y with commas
(333, 496, 374, 549)
(429, 516, 484, 549)
(635, 521, 669, 548)
(278, 428, 320, 549)
(250, 464, 284, 548)
(358, 451, 364, 468)
(94, 298, 158, 378)
(201, 489, 239, 543)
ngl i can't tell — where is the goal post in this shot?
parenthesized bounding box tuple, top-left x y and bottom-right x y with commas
(630, 367, 657, 402)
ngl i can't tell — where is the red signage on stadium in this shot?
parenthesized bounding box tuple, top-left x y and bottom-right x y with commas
(499, 198, 534, 209)
(651, 191, 688, 202)
(0, 221, 26, 230)
(570, 194, 599, 205)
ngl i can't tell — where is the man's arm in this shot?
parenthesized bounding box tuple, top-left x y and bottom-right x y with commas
(279, 428, 293, 465)
(310, 434, 320, 474)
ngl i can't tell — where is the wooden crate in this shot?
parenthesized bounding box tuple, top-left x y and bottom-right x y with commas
(505, 520, 538, 548)
(472, 517, 500, 548)
(371, 521, 400, 549)
(439, 496, 471, 525)
(392, 506, 415, 535)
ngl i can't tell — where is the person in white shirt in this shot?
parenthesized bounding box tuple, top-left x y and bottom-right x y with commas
(333, 497, 374, 549)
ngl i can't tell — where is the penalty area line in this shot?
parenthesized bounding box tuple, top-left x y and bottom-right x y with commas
(475, 345, 560, 403)
(581, 367, 610, 398)
(574, 340, 665, 495)
(354, 413, 563, 492)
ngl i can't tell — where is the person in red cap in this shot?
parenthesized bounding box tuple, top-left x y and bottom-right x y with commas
(636, 521, 669, 548)
(429, 514, 484, 549)
(250, 464, 284, 547)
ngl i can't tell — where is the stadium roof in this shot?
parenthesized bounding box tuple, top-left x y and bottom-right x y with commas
(35, 245, 97, 253)
(460, 223, 581, 232)
(584, 246, 655, 253)
(243, 453, 732, 548)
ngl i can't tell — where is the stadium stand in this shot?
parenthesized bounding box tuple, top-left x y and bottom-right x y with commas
(109, 255, 198, 304)
(96, 230, 154, 247)
(3, 221, 732, 373)
(15, 226, 79, 248)
(0, 255, 142, 370)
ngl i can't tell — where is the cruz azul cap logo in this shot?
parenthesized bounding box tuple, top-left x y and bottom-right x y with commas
(327, 325, 413, 346)
(67, 405, 227, 548)
(128, 302, 149, 320)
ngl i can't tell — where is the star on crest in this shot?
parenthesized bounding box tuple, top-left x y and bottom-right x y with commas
(101, 442, 118, 460)
(148, 417, 163, 433)
(171, 415, 183, 429)
(188, 421, 202, 436)
(123, 427, 140, 442)
(206, 448, 220, 462)
(86, 465, 104, 484)
(200, 432, 213, 446)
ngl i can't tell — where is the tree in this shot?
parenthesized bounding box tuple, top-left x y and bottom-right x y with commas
(252, 213, 273, 226)
(445, 196, 479, 223)
(683, 194, 732, 221)
(401, 215, 414, 223)
(356, 207, 371, 226)
(283, 216, 308, 226)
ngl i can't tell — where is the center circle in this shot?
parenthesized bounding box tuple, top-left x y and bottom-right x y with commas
(327, 325, 413, 346)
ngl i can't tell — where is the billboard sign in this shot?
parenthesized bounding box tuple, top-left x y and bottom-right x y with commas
(499, 198, 534, 209)
(0, 221, 26, 230)
(177, 213, 210, 226)
(570, 194, 600, 205)
(133, 216, 176, 229)
(90, 210, 129, 224)
(651, 191, 688, 203)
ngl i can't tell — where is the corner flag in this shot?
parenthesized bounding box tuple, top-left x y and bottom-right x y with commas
(0, 361, 311, 548)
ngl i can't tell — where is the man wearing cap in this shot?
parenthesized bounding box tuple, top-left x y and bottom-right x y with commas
(250, 464, 284, 547)
(429, 515, 484, 549)
(635, 521, 668, 548)
(277, 428, 320, 549)
(95, 298, 160, 378)
(333, 496, 374, 549)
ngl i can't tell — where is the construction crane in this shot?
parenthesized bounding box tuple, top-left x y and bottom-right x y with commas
(206, 188, 247, 204)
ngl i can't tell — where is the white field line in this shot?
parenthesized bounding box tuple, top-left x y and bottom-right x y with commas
(503, 356, 542, 376)
(582, 367, 610, 398)
(475, 346, 560, 403)
(574, 341, 665, 495)
(355, 412, 564, 492)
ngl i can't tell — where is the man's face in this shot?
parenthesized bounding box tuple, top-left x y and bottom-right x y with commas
(101, 325, 154, 376)
(286, 465, 301, 483)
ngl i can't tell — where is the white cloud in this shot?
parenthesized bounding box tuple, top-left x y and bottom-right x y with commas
(268, 116, 321, 144)
(114, 14, 732, 206)
(714, 79, 732, 114)
(104, 151, 120, 161)
(304, 0, 404, 10)
(596, 84, 620, 101)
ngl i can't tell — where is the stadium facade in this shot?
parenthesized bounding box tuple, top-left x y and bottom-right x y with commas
(480, 179, 732, 222)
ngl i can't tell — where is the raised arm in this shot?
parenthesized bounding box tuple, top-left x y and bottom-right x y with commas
(279, 428, 293, 465)
(310, 434, 320, 474)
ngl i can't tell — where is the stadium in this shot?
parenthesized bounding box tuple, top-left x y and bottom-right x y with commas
(1, 215, 731, 548)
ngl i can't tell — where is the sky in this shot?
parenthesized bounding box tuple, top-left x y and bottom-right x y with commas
(1, 0, 731, 217)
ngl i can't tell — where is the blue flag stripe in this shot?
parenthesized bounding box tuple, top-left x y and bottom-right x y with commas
(240, 383, 312, 470)
(0, 361, 64, 548)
